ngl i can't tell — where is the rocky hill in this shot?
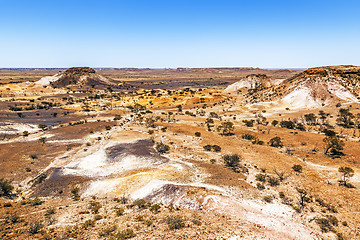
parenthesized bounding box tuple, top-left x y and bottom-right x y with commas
(244, 65, 360, 108)
(50, 67, 114, 89)
(224, 74, 274, 93)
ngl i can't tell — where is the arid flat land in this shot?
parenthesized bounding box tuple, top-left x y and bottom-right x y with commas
(0, 67, 359, 239)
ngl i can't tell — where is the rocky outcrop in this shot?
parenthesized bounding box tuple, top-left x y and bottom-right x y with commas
(50, 67, 112, 89)
(245, 65, 360, 108)
(224, 74, 272, 93)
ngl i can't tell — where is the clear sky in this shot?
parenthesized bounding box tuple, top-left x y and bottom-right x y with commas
(1, 0, 359, 68)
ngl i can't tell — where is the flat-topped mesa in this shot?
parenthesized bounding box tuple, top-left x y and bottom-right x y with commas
(303, 65, 360, 76)
(63, 67, 96, 75)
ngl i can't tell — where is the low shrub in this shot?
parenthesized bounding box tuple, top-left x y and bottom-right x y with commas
(263, 196, 273, 203)
(155, 142, 170, 154)
(115, 207, 125, 216)
(150, 204, 161, 213)
(113, 228, 136, 239)
(268, 177, 280, 186)
(0, 179, 13, 197)
(133, 199, 146, 209)
(28, 221, 43, 234)
(292, 164, 303, 173)
(166, 215, 185, 230)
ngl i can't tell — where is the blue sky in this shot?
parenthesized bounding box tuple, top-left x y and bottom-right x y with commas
(1, 0, 359, 68)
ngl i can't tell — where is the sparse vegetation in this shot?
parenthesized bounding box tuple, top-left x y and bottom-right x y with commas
(263, 195, 273, 203)
(269, 136, 283, 147)
(166, 215, 185, 230)
(292, 164, 303, 173)
(223, 154, 241, 172)
(217, 121, 234, 135)
(203, 144, 221, 152)
(338, 166, 354, 187)
(0, 179, 14, 197)
(243, 119, 254, 127)
(28, 221, 43, 234)
(150, 204, 161, 213)
(71, 187, 80, 200)
(133, 199, 146, 209)
(323, 136, 344, 157)
(2, 67, 360, 239)
(296, 188, 311, 208)
(155, 142, 170, 154)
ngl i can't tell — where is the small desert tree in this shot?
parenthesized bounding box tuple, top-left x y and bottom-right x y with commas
(145, 117, 155, 128)
(338, 167, 354, 187)
(304, 113, 317, 125)
(280, 120, 295, 129)
(269, 137, 283, 147)
(217, 121, 234, 136)
(205, 118, 214, 131)
(39, 137, 46, 144)
(336, 108, 354, 128)
(318, 110, 328, 125)
(323, 136, 344, 156)
(177, 105, 182, 112)
(271, 120, 279, 127)
(223, 154, 241, 172)
(296, 188, 311, 208)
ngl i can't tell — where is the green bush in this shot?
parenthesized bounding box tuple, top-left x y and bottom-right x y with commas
(243, 119, 254, 127)
(71, 187, 80, 200)
(155, 142, 170, 154)
(280, 120, 295, 129)
(263, 196, 273, 203)
(33, 173, 47, 185)
(212, 145, 221, 152)
(30, 197, 43, 206)
(98, 225, 116, 237)
(89, 201, 102, 214)
(292, 164, 303, 173)
(191, 219, 201, 226)
(150, 204, 161, 213)
(242, 133, 256, 140)
(113, 228, 136, 239)
(269, 137, 283, 147)
(271, 120, 279, 126)
(45, 208, 55, 216)
(268, 177, 280, 186)
(5, 212, 21, 223)
(255, 173, 266, 182)
(166, 215, 185, 230)
(133, 199, 146, 209)
(28, 221, 43, 234)
(279, 192, 285, 198)
(316, 218, 333, 232)
(256, 183, 265, 190)
(203, 144, 212, 151)
(115, 207, 125, 216)
(223, 154, 241, 172)
(82, 219, 95, 229)
(0, 179, 13, 197)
